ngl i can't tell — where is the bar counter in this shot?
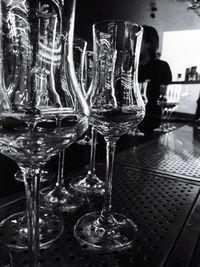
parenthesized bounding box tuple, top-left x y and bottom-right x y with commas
(1, 123, 200, 266)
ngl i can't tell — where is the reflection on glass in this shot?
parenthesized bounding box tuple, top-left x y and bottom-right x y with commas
(77, 50, 94, 146)
(129, 80, 149, 136)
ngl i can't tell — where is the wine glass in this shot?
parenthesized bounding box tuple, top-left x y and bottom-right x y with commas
(0, 1, 68, 251)
(40, 38, 87, 213)
(0, 0, 61, 251)
(70, 51, 105, 195)
(154, 85, 169, 133)
(76, 50, 94, 146)
(74, 20, 145, 251)
(73, 38, 88, 96)
(0, 1, 89, 266)
(165, 84, 182, 131)
(129, 80, 149, 136)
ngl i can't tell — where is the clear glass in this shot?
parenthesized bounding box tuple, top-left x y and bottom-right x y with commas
(154, 85, 169, 133)
(165, 84, 182, 131)
(40, 38, 87, 213)
(0, 1, 89, 266)
(76, 50, 94, 146)
(70, 51, 105, 195)
(154, 84, 181, 133)
(74, 20, 145, 251)
(129, 80, 149, 136)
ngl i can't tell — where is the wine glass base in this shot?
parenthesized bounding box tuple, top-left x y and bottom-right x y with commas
(0, 211, 64, 250)
(14, 169, 55, 183)
(70, 174, 105, 196)
(0, 243, 13, 266)
(74, 211, 138, 252)
(40, 186, 85, 213)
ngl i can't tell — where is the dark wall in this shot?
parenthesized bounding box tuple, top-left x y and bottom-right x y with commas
(75, 0, 102, 48)
(75, 0, 136, 49)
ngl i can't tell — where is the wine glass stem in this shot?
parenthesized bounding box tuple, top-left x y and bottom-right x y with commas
(166, 108, 170, 129)
(161, 108, 166, 130)
(23, 167, 41, 267)
(56, 149, 65, 187)
(161, 107, 165, 121)
(168, 108, 171, 128)
(88, 127, 97, 175)
(100, 137, 118, 222)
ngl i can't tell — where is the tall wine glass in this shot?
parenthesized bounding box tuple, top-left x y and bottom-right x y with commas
(74, 20, 145, 251)
(0, 1, 89, 266)
(0, 0, 61, 252)
(0, 0, 69, 251)
(70, 51, 105, 195)
(154, 84, 181, 133)
(40, 38, 87, 213)
(129, 80, 149, 136)
(154, 85, 169, 133)
(76, 50, 94, 146)
(165, 84, 182, 131)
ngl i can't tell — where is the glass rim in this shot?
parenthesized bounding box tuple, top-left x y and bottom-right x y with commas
(92, 19, 142, 31)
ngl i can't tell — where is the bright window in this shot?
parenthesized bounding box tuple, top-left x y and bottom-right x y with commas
(161, 29, 200, 81)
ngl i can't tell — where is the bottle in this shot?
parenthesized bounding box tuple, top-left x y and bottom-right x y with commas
(177, 73, 182, 82)
(185, 68, 190, 81)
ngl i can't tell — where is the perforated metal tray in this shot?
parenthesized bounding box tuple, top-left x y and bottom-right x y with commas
(165, 194, 200, 267)
(0, 163, 199, 267)
(116, 125, 200, 182)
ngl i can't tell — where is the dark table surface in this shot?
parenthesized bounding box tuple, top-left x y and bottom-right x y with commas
(1, 122, 200, 266)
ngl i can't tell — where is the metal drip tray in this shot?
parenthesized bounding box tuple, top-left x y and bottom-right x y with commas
(0, 164, 198, 266)
(116, 125, 200, 181)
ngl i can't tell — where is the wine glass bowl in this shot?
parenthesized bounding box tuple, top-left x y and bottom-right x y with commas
(129, 80, 149, 136)
(73, 38, 88, 97)
(74, 20, 145, 251)
(76, 50, 95, 146)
